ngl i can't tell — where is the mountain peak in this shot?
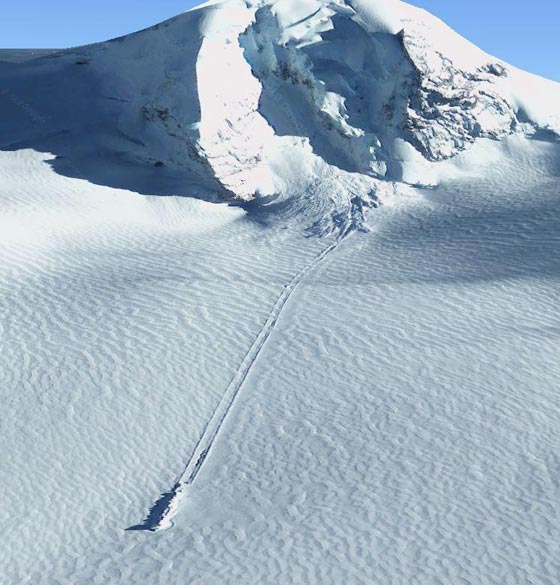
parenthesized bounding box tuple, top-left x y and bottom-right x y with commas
(1, 0, 558, 232)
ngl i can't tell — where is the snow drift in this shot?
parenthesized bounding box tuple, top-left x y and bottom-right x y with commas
(1, 0, 559, 231)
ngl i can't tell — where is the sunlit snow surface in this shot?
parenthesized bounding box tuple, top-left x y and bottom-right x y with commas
(2, 138, 560, 584)
(1, 0, 560, 582)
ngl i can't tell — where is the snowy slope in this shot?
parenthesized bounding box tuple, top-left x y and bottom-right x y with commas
(0, 49, 61, 63)
(1, 0, 558, 223)
(1, 1, 560, 583)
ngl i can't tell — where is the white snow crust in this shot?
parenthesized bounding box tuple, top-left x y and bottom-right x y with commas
(1, 0, 560, 583)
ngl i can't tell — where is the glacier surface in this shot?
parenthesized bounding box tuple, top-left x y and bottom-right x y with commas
(1, 1, 560, 583)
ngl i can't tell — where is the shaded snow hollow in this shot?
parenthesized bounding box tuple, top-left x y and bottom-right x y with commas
(0, 0, 559, 233)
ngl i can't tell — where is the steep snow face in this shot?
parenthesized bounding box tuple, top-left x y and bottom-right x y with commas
(0, 0, 559, 213)
(399, 4, 560, 160)
(240, 2, 413, 180)
(239, 0, 560, 178)
(0, 8, 232, 201)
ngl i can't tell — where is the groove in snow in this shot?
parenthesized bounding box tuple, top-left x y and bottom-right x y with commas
(128, 233, 349, 532)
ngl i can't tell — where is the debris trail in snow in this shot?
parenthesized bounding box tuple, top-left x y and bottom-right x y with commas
(129, 231, 350, 532)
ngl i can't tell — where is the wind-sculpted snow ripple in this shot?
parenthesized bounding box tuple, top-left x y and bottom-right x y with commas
(1, 0, 560, 580)
(37, 138, 560, 585)
(0, 150, 327, 583)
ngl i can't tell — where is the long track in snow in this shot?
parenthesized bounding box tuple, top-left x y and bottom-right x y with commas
(128, 233, 348, 532)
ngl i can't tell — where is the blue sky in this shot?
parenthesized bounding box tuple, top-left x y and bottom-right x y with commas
(1, 0, 558, 81)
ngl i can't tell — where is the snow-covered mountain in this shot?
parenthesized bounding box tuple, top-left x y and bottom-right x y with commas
(1, 0, 558, 230)
(1, 2, 560, 584)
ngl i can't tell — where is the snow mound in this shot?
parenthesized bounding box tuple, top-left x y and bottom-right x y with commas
(0, 0, 559, 230)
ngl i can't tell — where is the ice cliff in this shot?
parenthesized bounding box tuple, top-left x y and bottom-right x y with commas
(1, 0, 559, 231)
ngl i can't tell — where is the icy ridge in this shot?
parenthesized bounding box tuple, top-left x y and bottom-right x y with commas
(0, 0, 558, 218)
(171, 0, 560, 201)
